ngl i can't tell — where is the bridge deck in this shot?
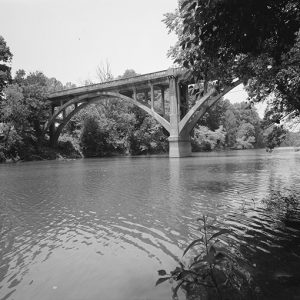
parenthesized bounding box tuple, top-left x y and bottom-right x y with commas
(48, 68, 185, 102)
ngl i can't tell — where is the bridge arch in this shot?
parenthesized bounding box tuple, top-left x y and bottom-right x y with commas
(44, 91, 171, 145)
(178, 81, 241, 136)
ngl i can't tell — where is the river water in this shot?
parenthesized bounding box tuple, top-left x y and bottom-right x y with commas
(0, 148, 300, 300)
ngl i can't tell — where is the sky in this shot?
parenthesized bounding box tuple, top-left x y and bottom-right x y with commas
(1, 0, 179, 84)
(1, 0, 262, 113)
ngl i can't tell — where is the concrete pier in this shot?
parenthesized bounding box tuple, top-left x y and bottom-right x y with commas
(168, 136, 192, 157)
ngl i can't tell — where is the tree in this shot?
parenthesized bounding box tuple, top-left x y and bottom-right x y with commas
(281, 131, 300, 147)
(222, 108, 238, 148)
(236, 122, 256, 149)
(0, 70, 69, 160)
(15, 71, 52, 140)
(233, 102, 263, 148)
(0, 68, 83, 161)
(200, 99, 265, 149)
(192, 125, 226, 151)
(269, 30, 300, 119)
(132, 114, 169, 154)
(47, 77, 64, 93)
(80, 115, 110, 157)
(0, 36, 13, 100)
(117, 69, 139, 79)
(1, 84, 29, 132)
(198, 98, 231, 130)
(0, 84, 27, 159)
(164, 0, 300, 121)
(263, 125, 287, 150)
(96, 61, 114, 83)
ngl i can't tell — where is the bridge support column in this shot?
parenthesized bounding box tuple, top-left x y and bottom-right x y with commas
(168, 76, 192, 158)
(49, 124, 56, 146)
(49, 104, 57, 147)
(160, 87, 165, 115)
(169, 135, 192, 158)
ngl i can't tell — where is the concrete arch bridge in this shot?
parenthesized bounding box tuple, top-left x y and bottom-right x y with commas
(45, 68, 240, 157)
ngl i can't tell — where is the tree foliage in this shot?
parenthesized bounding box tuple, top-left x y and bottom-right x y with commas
(195, 98, 264, 149)
(0, 69, 81, 161)
(236, 123, 256, 149)
(80, 114, 110, 157)
(192, 125, 226, 151)
(164, 0, 300, 120)
(68, 68, 169, 157)
(0, 36, 12, 100)
(263, 125, 287, 150)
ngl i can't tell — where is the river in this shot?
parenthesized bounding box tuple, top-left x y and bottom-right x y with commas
(0, 148, 300, 300)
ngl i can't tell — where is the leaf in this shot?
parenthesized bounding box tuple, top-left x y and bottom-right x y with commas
(208, 244, 216, 255)
(183, 25, 190, 35)
(158, 270, 167, 276)
(208, 229, 232, 241)
(203, 251, 215, 264)
(183, 61, 189, 69)
(171, 266, 183, 276)
(183, 237, 204, 256)
(214, 246, 231, 256)
(155, 277, 170, 286)
(172, 281, 184, 300)
(215, 252, 226, 261)
(190, 258, 205, 268)
(176, 270, 196, 281)
(212, 269, 227, 284)
(180, 0, 190, 10)
(187, 2, 197, 11)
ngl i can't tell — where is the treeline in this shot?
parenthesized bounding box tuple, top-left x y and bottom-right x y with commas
(0, 50, 170, 161)
(0, 70, 78, 162)
(0, 36, 298, 162)
(192, 99, 264, 151)
(0, 68, 296, 162)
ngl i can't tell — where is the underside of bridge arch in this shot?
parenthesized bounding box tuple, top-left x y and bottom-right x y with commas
(167, 78, 241, 157)
(178, 83, 241, 137)
(44, 91, 171, 147)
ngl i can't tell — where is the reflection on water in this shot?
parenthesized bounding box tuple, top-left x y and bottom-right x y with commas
(0, 148, 300, 299)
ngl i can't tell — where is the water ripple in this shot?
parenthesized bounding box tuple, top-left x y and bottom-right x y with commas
(0, 149, 300, 299)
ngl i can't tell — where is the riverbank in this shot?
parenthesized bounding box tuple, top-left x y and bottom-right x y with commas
(0, 139, 82, 163)
(1, 140, 297, 164)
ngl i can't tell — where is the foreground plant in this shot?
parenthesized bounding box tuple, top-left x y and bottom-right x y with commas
(156, 215, 254, 300)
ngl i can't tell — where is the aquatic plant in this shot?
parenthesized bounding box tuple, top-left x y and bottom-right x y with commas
(156, 215, 254, 300)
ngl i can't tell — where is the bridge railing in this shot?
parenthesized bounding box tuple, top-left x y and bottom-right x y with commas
(48, 67, 185, 99)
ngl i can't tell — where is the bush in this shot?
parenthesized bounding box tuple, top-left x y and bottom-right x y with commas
(192, 126, 226, 152)
(80, 116, 110, 157)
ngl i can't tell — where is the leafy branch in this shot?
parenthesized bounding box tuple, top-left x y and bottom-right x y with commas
(156, 215, 253, 300)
